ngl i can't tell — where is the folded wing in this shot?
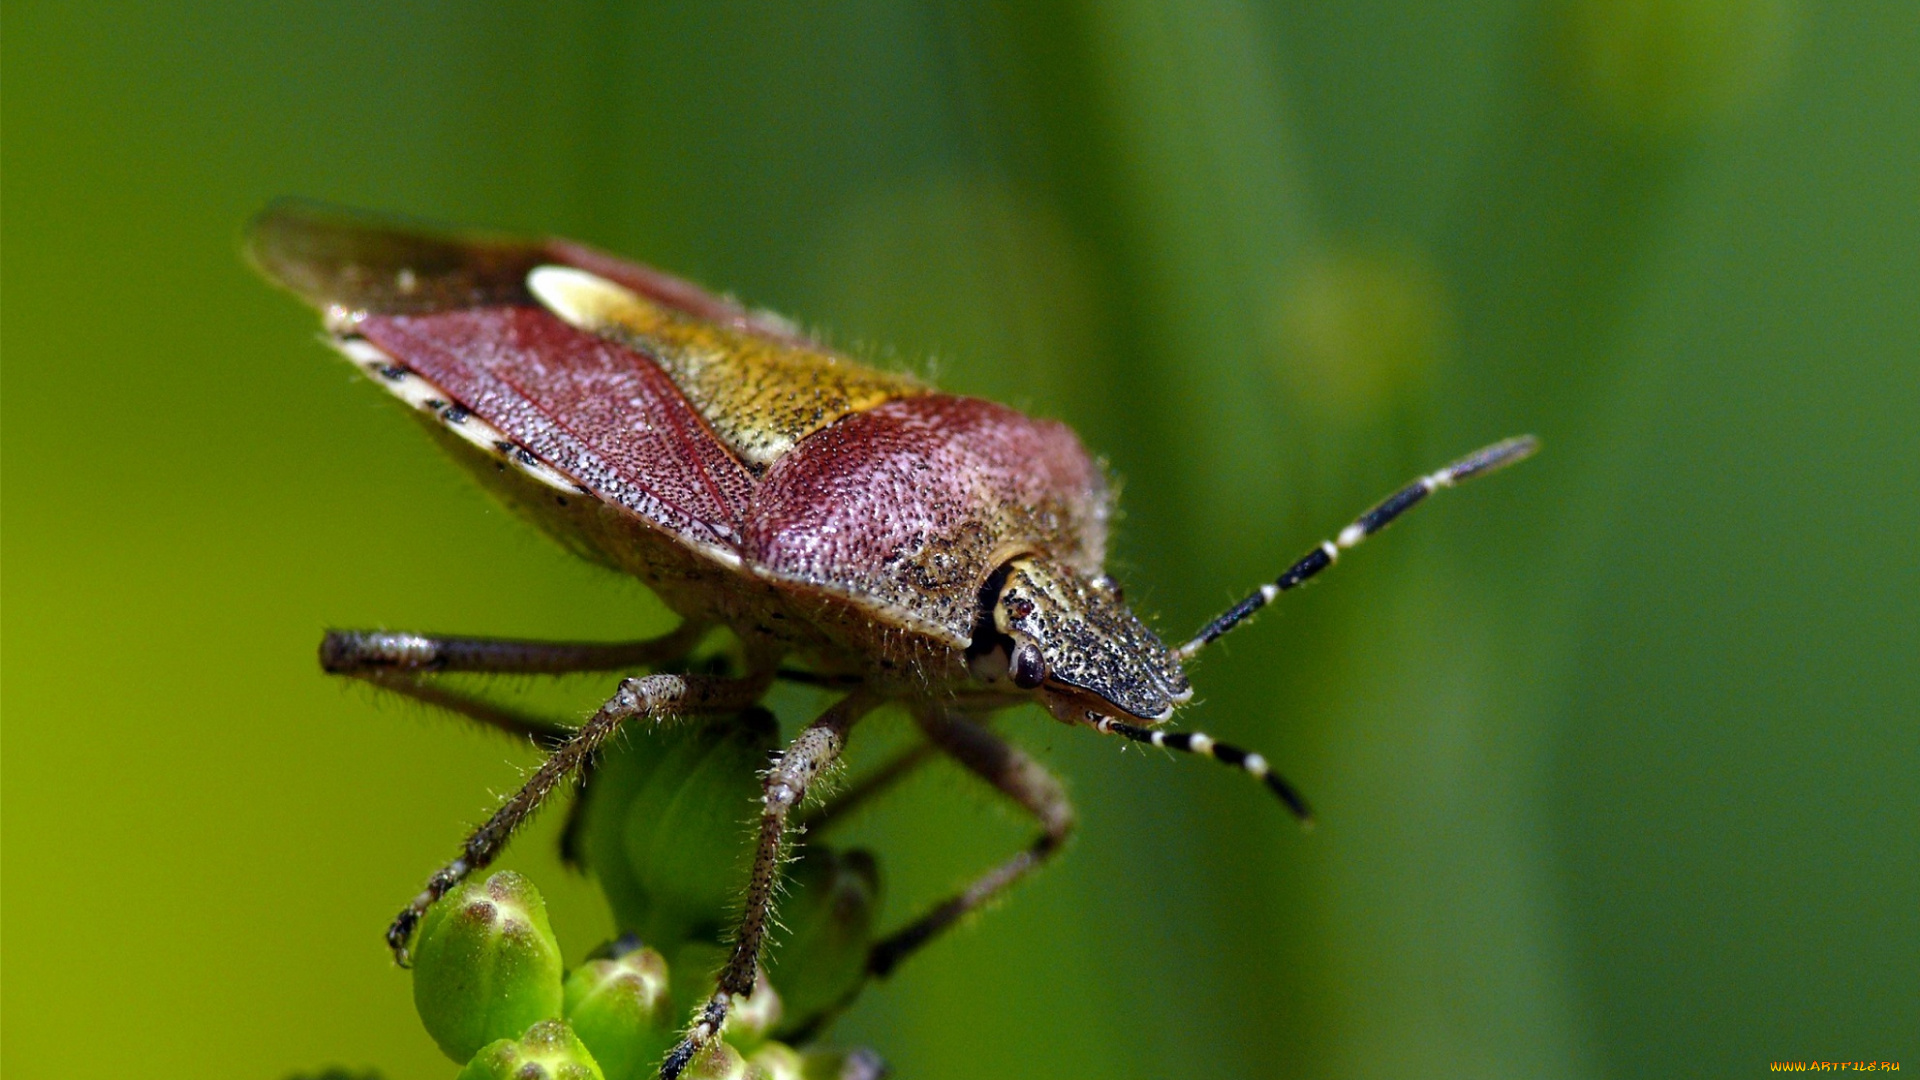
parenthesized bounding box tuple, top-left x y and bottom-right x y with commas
(249, 199, 756, 558)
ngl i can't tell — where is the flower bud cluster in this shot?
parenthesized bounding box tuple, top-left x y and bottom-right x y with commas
(409, 702, 888, 1080)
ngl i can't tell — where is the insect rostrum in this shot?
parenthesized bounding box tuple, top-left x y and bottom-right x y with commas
(250, 199, 1536, 1079)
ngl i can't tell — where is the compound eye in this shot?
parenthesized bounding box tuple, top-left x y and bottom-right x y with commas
(1009, 641, 1047, 689)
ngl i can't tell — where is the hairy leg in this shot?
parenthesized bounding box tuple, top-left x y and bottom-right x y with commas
(778, 709, 1076, 1045)
(660, 694, 877, 1079)
(327, 623, 716, 871)
(386, 667, 771, 964)
(344, 669, 573, 748)
(321, 621, 708, 675)
(867, 708, 1075, 977)
(794, 739, 938, 835)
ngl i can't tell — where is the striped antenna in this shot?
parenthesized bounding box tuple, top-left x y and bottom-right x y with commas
(1096, 717, 1314, 825)
(1177, 435, 1538, 661)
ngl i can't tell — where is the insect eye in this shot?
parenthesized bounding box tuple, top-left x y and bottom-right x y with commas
(1003, 593, 1036, 621)
(1009, 642, 1047, 689)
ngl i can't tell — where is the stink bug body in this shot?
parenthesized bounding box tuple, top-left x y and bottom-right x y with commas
(250, 199, 1536, 1078)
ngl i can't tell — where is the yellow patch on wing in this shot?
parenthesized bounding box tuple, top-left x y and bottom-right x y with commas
(528, 265, 926, 467)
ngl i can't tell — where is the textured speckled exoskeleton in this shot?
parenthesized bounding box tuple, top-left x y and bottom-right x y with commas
(250, 200, 1536, 1079)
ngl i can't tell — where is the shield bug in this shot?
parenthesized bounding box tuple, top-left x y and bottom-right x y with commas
(249, 199, 1536, 1078)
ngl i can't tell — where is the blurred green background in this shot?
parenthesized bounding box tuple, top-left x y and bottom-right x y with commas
(5, 2, 1916, 1077)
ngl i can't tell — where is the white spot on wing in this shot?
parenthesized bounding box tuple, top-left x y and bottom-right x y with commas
(337, 336, 395, 370)
(527, 264, 636, 334)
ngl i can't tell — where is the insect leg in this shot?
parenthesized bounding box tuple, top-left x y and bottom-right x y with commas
(1177, 435, 1537, 658)
(793, 739, 939, 835)
(866, 708, 1075, 979)
(661, 694, 876, 1080)
(341, 669, 573, 747)
(339, 669, 628, 871)
(386, 668, 770, 965)
(321, 620, 709, 675)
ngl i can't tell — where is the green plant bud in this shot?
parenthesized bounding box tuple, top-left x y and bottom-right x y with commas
(764, 848, 879, 1029)
(456, 1019, 605, 1080)
(414, 871, 565, 1063)
(580, 709, 779, 949)
(724, 973, 782, 1053)
(564, 941, 674, 1080)
(746, 1042, 805, 1080)
(681, 1041, 749, 1080)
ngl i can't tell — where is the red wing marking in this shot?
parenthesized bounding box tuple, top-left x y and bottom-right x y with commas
(356, 307, 754, 555)
(745, 395, 1108, 643)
